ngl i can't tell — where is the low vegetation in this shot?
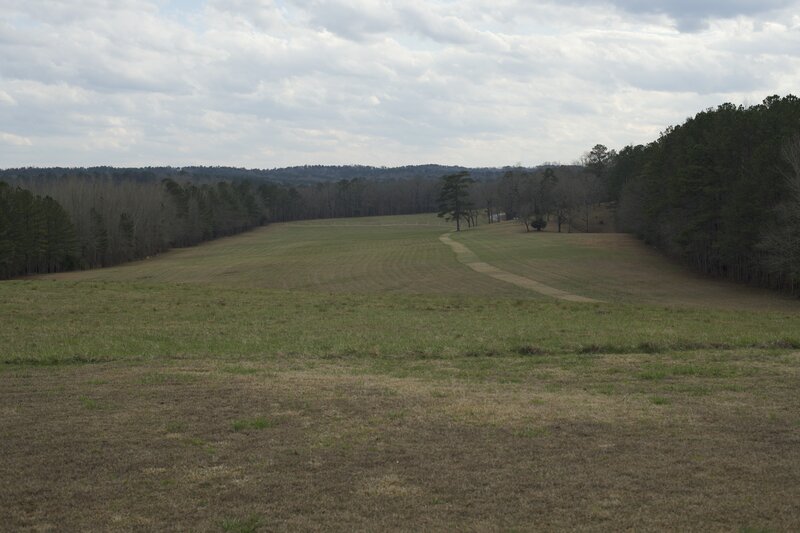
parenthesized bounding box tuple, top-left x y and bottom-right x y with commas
(2, 214, 799, 530)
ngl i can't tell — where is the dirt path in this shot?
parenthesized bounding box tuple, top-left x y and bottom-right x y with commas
(439, 233, 601, 303)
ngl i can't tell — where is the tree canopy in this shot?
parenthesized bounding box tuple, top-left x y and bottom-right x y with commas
(610, 94, 800, 293)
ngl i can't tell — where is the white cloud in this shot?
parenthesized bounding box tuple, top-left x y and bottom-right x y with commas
(0, 132, 32, 146)
(1, 0, 799, 168)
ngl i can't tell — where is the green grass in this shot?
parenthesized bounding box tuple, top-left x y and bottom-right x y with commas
(1, 279, 798, 365)
(40, 214, 529, 298)
(221, 514, 262, 533)
(649, 396, 671, 405)
(79, 396, 100, 409)
(232, 417, 273, 432)
(165, 421, 187, 433)
(9, 213, 792, 366)
(221, 365, 260, 375)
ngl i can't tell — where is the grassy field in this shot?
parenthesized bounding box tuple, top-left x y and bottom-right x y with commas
(3, 214, 800, 531)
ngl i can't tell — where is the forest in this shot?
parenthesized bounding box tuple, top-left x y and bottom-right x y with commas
(0, 173, 448, 279)
(1, 161, 611, 280)
(610, 95, 800, 294)
(2, 95, 799, 292)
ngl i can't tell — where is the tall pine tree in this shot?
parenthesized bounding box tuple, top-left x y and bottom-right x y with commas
(437, 171, 474, 232)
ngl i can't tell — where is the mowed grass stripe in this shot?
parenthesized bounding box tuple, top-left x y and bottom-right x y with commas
(39, 212, 800, 309)
(44, 214, 532, 298)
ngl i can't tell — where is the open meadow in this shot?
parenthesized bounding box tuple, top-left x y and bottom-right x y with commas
(2, 213, 800, 531)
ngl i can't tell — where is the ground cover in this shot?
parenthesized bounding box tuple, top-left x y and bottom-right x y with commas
(41, 214, 529, 298)
(3, 352, 799, 531)
(3, 213, 800, 531)
(456, 221, 800, 309)
(2, 281, 799, 365)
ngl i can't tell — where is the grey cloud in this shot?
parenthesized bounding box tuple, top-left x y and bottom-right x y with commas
(286, 0, 398, 40)
(609, 0, 795, 18)
(567, 0, 800, 31)
(285, 0, 481, 44)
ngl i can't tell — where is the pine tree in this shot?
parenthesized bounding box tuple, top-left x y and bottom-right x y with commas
(436, 171, 474, 232)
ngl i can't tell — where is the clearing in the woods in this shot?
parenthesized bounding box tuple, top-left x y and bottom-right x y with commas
(2, 213, 799, 531)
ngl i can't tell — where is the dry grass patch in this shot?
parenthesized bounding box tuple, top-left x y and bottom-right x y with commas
(2, 355, 799, 531)
(359, 473, 423, 498)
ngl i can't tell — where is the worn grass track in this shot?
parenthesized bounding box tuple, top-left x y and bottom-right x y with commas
(454, 220, 800, 309)
(439, 232, 601, 302)
(4, 213, 800, 531)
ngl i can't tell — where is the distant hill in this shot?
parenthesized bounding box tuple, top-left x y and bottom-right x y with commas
(0, 164, 529, 185)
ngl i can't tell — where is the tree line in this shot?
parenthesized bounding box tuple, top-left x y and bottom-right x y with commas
(0, 164, 507, 186)
(9, 95, 796, 292)
(2, 157, 614, 279)
(608, 94, 800, 294)
(435, 94, 800, 297)
(0, 173, 448, 279)
(436, 163, 608, 234)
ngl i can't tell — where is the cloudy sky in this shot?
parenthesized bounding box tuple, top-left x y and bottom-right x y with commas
(1, 0, 799, 168)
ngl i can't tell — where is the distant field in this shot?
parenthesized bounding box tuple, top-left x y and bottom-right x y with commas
(3, 213, 800, 531)
(44, 214, 530, 298)
(43, 213, 800, 310)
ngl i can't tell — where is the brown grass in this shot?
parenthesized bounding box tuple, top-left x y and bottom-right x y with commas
(3, 354, 799, 531)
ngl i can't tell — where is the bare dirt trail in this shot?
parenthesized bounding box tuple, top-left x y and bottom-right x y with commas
(439, 233, 601, 303)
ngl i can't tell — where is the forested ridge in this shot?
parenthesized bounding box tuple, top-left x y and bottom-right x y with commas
(0, 164, 506, 186)
(610, 95, 800, 294)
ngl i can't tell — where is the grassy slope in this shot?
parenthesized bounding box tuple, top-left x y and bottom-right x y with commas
(456, 220, 800, 309)
(2, 281, 799, 364)
(9, 213, 798, 363)
(3, 213, 800, 531)
(43, 214, 529, 297)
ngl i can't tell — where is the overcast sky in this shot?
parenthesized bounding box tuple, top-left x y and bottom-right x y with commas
(1, 0, 799, 168)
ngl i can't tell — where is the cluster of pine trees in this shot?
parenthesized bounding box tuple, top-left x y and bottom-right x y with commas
(0, 182, 77, 278)
(0, 177, 274, 278)
(610, 95, 800, 293)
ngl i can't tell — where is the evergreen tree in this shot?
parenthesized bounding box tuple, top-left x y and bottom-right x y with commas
(436, 171, 474, 232)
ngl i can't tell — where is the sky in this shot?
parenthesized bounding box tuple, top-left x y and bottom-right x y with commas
(1, 0, 799, 169)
